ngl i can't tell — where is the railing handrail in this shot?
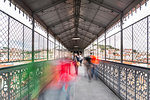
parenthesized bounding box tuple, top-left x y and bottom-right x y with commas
(100, 60, 150, 72)
(0, 60, 48, 70)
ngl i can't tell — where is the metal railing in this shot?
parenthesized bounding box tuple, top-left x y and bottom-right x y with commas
(85, 14, 150, 64)
(0, 60, 51, 100)
(96, 60, 150, 100)
(0, 10, 67, 63)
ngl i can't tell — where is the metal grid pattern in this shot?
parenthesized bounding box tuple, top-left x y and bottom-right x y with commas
(0, 11, 8, 63)
(0, 10, 67, 63)
(98, 40, 105, 60)
(133, 18, 147, 63)
(34, 32, 48, 61)
(85, 14, 150, 64)
(24, 26, 32, 61)
(96, 60, 150, 100)
(9, 18, 23, 62)
(0, 61, 50, 100)
(48, 39, 54, 60)
(123, 26, 132, 62)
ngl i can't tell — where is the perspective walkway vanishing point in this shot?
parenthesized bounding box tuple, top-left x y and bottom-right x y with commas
(39, 66, 120, 100)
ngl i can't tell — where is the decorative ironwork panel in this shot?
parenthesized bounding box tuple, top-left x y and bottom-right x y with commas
(127, 68, 135, 100)
(120, 66, 127, 99)
(0, 11, 8, 63)
(97, 60, 150, 100)
(113, 64, 119, 93)
(136, 71, 148, 100)
(0, 61, 50, 100)
(9, 18, 23, 62)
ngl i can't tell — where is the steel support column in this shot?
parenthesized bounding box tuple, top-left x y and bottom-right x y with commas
(8, 17, 10, 62)
(47, 29, 49, 60)
(105, 28, 106, 60)
(54, 38, 56, 59)
(23, 25, 25, 60)
(147, 16, 149, 64)
(120, 13, 123, 63)
(132, 25, 134, 62)
(97, 35, 98, 57)
(32, 15, 35, 62)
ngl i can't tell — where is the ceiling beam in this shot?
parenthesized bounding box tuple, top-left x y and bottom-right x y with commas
(62, 34, 75, 41)
(48, 15, 74, 28)
(74, 0, 81, 34)
(84, 0, 144, 50)
(60, 32, 74, 38)
(55, 26, 75, 35)
(78, 32, 93, 39)
(33, 0, 66, 13)
(89, 0, 121, 13)
(78, 26, 97, 35)
(80, 15, 105, 28)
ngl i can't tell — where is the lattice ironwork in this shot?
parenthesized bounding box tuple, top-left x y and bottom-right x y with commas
(24, 26, 32, 61)
(133, 18, 147, 63)
(0, 61, 50, 100)
(96, 60, 150, 100)
(123, 26, 132, 62)
(0, 11, 8, 63)
(9, 18, 23, 62)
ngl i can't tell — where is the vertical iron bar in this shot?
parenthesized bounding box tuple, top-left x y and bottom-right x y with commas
(43, 36, 44, 60)
(134, 70, 137, 100)
(8, 17, 10, 62)
(59, 42, 60, 58)
(114, 35, 116, 60)
(118, 66, 121, 95)
(54, 38, 56, 59)
(97, 35, 98, 57)
(47, 30, 49, 60)
(126, 68, 127, 100)
(23, 25, 24, 61)
(105, 29, 106, 60)
(147, 73, 149, 100)
(32, 16, 35, 63)
(38, 34, 40, 60)
(132, 25, 134, 62)
(19, 69, 21, 99)
(8, 72, 10, 100)
(147, 16, 149, 64)
(120, 13, 123, 63)
(109, 37, 110, 59)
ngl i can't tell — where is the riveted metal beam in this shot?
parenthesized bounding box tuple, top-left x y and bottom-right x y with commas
(78, 26, 97, 35)
(55, 26, 75, 35)
(48, 15, 74, 28)
(34, 0, 66, 13)
(80, 15, 105, 28)
(89, 0, 121, 13)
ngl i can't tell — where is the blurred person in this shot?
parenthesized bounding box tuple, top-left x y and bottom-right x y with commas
(73, 53, 80, 75)
(83, 56, 92, 82)
(79, 53, 83, 66)
(38, 55, 77, 100)
(90, 53, 99, 80)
